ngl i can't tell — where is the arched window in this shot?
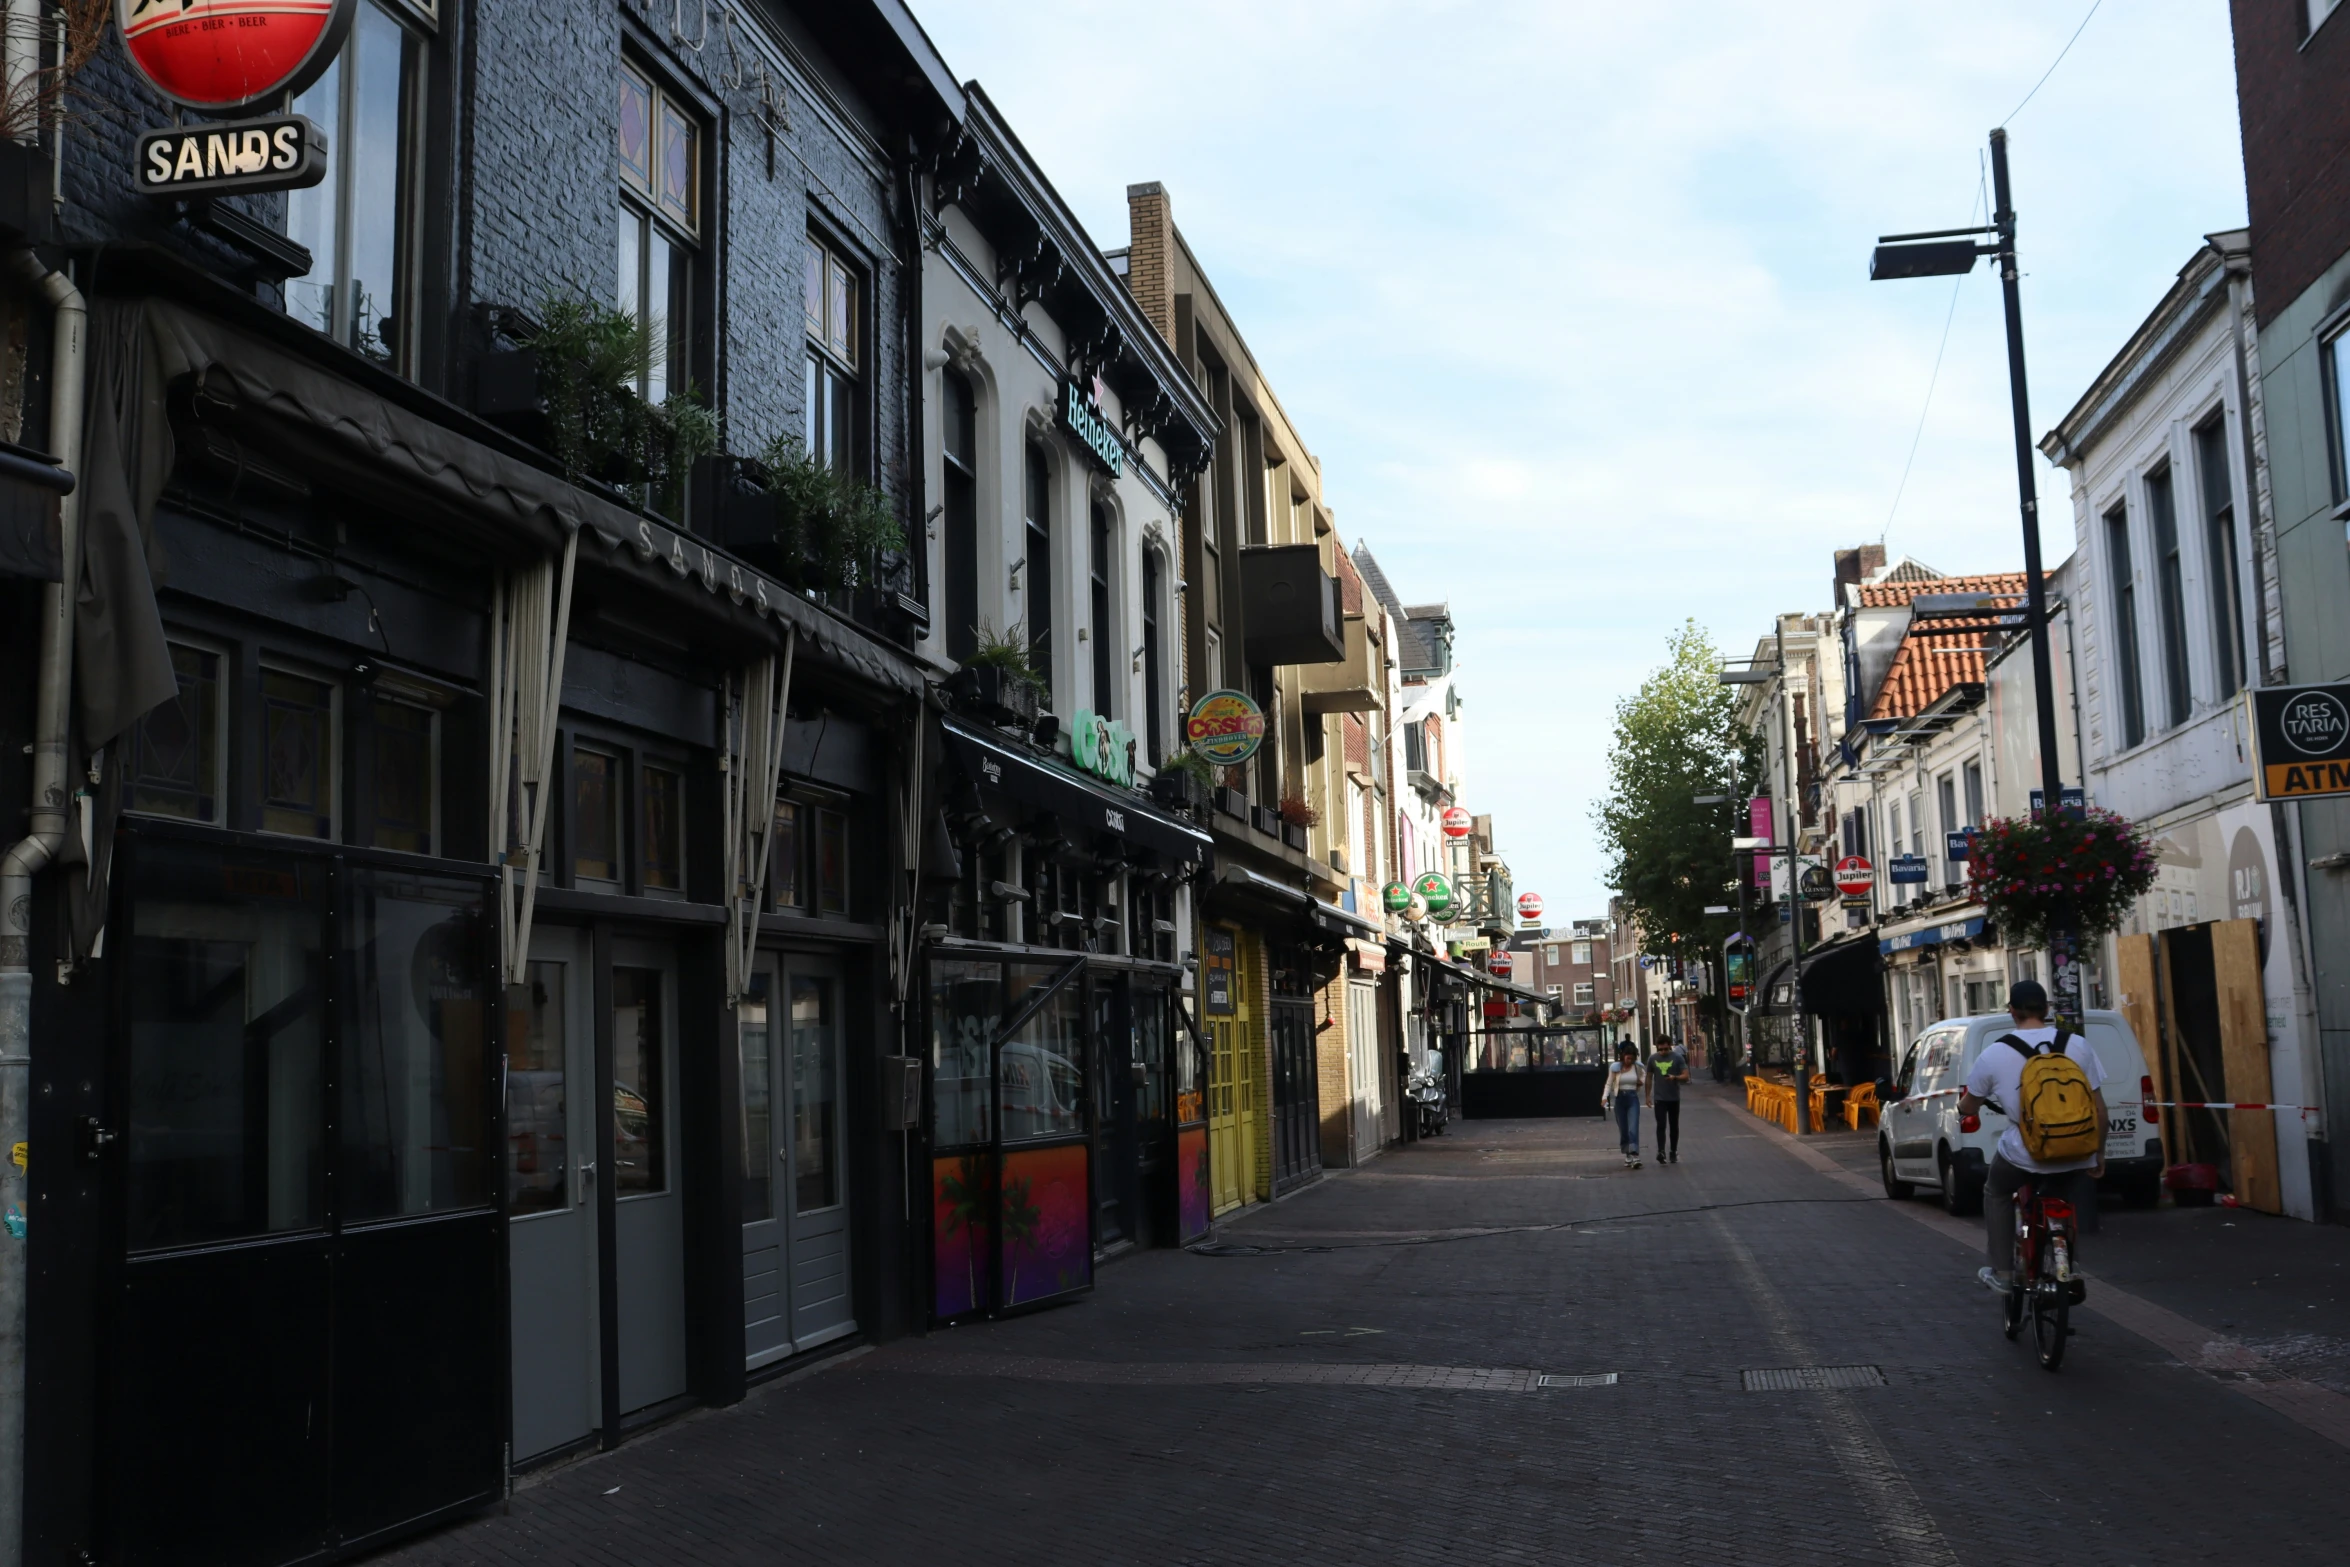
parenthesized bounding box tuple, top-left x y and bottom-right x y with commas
(1142, 548, 1165, 763)
(942, 372, 978, 661)
(1090, 500, 1114, 717)
(1025, 442, 1052, 683)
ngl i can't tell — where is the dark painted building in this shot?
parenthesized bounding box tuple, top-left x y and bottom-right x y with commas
(2, 3, 969, 1563)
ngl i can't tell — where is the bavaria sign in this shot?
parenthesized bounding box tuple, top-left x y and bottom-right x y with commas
(1184, 689, 1265, 767)
(1833, 856, 1874, 898)
(119, 0, 354, 114)
(137, 116, 326, 197)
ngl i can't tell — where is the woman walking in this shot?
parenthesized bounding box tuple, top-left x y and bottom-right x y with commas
(1605, 1039, 1645, 1168)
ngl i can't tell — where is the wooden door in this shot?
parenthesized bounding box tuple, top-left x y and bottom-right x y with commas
(2213, 918, 2281, 1214)
(2114, 934, 2165, 1161)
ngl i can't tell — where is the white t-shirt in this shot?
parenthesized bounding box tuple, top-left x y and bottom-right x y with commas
(1961, 1024, 2107, 1173)
(1603, 1063, 1643, 1099)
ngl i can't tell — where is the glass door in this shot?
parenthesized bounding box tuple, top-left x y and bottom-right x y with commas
(741, 953, 855, 1368)
(1091, 974, 1136, 1249)
(508, 927, 601, 1462)
(610, 940, 687, 1414)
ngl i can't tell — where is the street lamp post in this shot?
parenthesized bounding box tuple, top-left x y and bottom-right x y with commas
(1870, 127, 2079, 1025)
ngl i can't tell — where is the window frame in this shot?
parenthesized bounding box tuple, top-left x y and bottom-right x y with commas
(125, 636, 234, 828)
(1089, 498, 1116, 718)
(286, 0, 428, 373)
(1024, 440, 1054, 681)
(256, 660, 343, 843)
(2105, 500, 2148, 750)
(361, 685, 443, 858)
(2193, 413, 2246, 697)
(939, 368, 979, 665)
(804, 228, 868, 477)
(618, 57, 704, 408)
(2145, 462, 2193, 728)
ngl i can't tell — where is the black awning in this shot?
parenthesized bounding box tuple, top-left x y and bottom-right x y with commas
(942, 717, 1212, 866)
(1799, 935, 1884, 1017)
(0, 443, 69, 581)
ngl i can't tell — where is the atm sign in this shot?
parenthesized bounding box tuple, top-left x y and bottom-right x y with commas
(2251, 683, 2350, 802)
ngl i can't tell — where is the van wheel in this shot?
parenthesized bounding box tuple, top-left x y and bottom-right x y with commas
(1941, 1153, 1982, 1216)
(1880, 1142, 1913, 1200)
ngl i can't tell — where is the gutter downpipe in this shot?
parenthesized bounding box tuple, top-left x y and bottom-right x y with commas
(0, 247, 86, 1567)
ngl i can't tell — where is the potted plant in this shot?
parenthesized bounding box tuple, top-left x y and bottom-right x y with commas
(951, 623, 1042, 729)
(1963, 805, 2158, 952)
(756, 433, 907, 594)
(1278, 791, 1318, 851)
(1150, 751, 1215, 814)
(475, 295, 721, 519)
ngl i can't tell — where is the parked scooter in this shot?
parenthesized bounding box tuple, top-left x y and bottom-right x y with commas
(1409, 1065, 1448, 1137)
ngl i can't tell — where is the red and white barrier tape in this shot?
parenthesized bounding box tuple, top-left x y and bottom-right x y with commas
(2144, 1099, 2312, 1113)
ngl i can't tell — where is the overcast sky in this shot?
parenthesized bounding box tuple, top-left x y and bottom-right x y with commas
(909, 1, 2249, 919)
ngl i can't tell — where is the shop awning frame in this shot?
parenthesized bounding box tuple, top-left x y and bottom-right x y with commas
(942, 717, 1213, 867)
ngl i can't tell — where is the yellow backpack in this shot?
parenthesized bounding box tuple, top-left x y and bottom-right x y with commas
(2001, 1033, 2101, 1163)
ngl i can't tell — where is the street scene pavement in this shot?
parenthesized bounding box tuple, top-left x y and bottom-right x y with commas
(381, 1084, 2350, 1567)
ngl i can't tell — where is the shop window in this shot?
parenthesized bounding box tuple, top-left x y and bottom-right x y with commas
(929, 959, 1000, 1147)
(340, 867, 492, 1220)
(573, 747, 622, 886)
(127, 846, 326, 1250)
(619, 62, 699, 406)
(509, 960, 569, 1218)
(127, 642, 226, 824)
(369, 695, 438, 854)
(260, 668, 338, 840)
(288, 0, 425, 370)
(805, 234, 861, 471)
(815, 805, 848, 915)
(771, 798, 800, 910)
(612, 966, 667, 1193)
(1963, 760, 1984, 828)
(641, 762, 685, 894)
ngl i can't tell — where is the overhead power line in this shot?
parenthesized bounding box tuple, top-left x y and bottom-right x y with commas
(2003, 0, 2103, 126)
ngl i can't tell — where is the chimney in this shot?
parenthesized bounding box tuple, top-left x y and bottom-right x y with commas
(1124, 182, 1175, 347)
(1833, 543, 1887, 605)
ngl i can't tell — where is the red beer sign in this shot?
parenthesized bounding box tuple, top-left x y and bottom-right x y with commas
(1441, 805, 1471, 839)
(118, 0, 354, 114)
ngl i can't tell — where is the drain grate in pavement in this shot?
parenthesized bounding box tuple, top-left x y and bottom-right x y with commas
(1537, 1372, 1619, 1388)
(1741, 1365, 1886, 1392)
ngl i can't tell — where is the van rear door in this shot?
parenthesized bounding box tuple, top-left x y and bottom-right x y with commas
(2085, 1021, 2144, 1163)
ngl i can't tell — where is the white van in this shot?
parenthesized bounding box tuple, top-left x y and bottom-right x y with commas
(1877, 1009, 2161, 1212)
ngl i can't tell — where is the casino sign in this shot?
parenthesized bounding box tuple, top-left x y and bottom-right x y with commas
(119, 0, 355, 114)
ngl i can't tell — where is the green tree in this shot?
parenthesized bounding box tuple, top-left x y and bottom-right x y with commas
(1594, 621, 1762, 1039)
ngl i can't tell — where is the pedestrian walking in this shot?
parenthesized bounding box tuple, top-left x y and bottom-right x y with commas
(1651, 1037, 1688, 1163)
(1605, 1039, 1645, 1168)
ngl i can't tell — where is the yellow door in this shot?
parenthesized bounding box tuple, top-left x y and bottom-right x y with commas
(1206, 926, 1261, 1214)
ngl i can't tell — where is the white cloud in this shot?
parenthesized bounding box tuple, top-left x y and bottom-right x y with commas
(910, 0, 2247, 913)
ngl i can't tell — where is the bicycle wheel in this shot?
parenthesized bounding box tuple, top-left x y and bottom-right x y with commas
(2033, 1285, 2069, 1370)
(2003, 1283, 2023, 1341)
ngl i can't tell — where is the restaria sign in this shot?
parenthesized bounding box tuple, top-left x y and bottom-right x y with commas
(118, 0, 354, 114)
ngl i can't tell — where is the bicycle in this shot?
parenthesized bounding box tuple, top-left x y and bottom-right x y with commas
(1963, 1103, 2085, 1371)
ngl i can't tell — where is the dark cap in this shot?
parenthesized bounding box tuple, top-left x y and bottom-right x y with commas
(2008, 979, 2049, 1015)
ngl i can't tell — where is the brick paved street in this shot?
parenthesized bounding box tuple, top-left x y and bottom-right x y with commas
(379, 1085, 2350, 1566)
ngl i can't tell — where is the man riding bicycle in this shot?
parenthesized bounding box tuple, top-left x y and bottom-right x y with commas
(1955, 980, 2107, 1294)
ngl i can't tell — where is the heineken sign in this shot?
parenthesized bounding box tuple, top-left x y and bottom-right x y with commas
(1060, 380, 1124, 478)
(1413, 872, 1453, 916)
(137, 116, 326, 197)
(1069, 708, 1135, 787)
(1381, 880, 1410, 913)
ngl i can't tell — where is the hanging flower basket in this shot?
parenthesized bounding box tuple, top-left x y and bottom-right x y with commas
(1964, 806, 2158, 949)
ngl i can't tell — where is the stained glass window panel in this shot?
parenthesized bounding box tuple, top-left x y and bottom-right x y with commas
(129, 644, 222, 823)
(657, 98, 695, 230)
(573, 749, 620, 884)
(642, 764, 684, 891)
(619, 68, 652, 193)
(771, 800, 801, 910)
(371, 697, 435, 855)
(260, 670, 335, 839)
